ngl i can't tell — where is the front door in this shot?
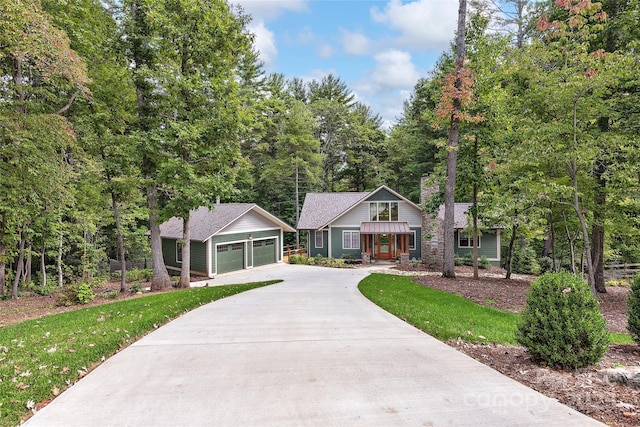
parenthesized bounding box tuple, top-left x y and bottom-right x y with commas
(375, 234, 393, 259)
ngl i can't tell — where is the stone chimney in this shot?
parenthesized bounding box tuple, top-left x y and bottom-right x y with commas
(420, 176, 444, 268)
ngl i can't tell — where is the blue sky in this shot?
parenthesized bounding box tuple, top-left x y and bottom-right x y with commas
(233, 0, 460, 128)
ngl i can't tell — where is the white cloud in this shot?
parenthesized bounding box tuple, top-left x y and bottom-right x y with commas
(247, 20, 278, 69)
(371, 0, 458, 51)
(370, 49, 421, 92)
(233, 0, 308, 21)
(317, 44, 334, 59)
(340, 29, 371, 55)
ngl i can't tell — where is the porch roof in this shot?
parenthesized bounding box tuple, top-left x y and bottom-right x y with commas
(360, 221, 411, 234)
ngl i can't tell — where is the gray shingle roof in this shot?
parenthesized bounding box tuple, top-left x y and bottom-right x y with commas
(159, 204, 294, 242)
(436, 202, 473, 229)
(297, 192, 369, 230)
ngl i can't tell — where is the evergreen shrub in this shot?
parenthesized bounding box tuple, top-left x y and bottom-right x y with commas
(628, 274, 640, 344)
(517, 272, 609, 369)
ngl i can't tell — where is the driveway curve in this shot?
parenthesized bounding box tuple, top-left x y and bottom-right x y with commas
(25, 264, 603, 426)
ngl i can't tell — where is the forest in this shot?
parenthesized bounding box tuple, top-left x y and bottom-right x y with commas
(1, 0, 639, 299)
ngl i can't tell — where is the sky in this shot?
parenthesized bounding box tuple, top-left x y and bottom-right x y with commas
(232, 0, 460, 128)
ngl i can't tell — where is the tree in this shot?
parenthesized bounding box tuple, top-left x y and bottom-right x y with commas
(0, 0, 90, 298)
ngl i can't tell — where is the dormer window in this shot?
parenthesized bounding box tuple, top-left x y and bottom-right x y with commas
(369, 202, 398, 221)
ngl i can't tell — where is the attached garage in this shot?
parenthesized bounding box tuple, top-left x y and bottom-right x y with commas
(159, 204, 295, 277)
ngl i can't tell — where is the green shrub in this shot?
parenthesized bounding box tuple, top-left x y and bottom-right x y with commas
(454, 254, 464, 266)
(479, 255, 491, 269)
(538, 256, 553, 274)
(288, 255, 305, 264)
(127, 268, 153, 282)
(517, 272, 609, 369)
(57, 282, 96, 306)
(628, 274, 640, 343)
(512, 246, 540, 275)
(463, 253, 473, 266)
(129, 282, 145, 294)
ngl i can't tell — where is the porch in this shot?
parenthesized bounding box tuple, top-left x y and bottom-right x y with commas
(360, 221, 411, 261)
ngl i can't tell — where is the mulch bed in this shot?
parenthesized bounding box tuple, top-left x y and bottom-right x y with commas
(395, 264, 640, 426)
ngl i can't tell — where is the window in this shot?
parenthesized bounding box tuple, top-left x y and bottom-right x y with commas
(458, 232, 481, 248)
(391, 202, 399, 221)
(265, 240, 274, 246)
(369, 202, 399, 221)
(253, 241, 263, 248)
(343, 231, 360, 249)
(315, 230, 323, 248)
(409, 231, 416, 250)
(232, 243, 244, 251)
(176, 241, 183, 263)
(217, 245, 229, 253)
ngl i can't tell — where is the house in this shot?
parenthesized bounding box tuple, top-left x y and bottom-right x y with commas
(159, 204, 295, 277)
(421, 178, 502, 267)
(297, 185, 422, 262)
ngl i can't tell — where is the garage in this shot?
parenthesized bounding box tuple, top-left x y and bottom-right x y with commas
(159, 204, 295, 277)
(252, 239, 276, 267)
(216, 243, 245, 274)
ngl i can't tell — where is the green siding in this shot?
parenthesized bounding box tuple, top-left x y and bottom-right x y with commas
(454, 230, 499, 262)
(161, 239, 207, 274)
(328, 227, 422, 261)
(365, 188, 401, 202)
(331, 227, 361, 259)
(307, 230, 328, 258)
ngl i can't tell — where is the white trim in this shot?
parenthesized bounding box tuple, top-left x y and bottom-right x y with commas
(409, 230, 417, 250)
(315, 230, 324, 249)
(207, 239, 213, 277)
(176, 241, 183, 263)
(317, 184, 422, 230)
(342, 230, 360, 250)
(458, 231, 481, 249)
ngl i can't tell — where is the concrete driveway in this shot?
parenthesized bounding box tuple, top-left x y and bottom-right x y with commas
(25, 264, 603, 426)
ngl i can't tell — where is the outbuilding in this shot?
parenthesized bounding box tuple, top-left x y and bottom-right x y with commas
(159, 204, 295, 277)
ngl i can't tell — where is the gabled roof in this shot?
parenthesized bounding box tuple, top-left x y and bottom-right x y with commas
(159, 204, 295, 242)
(435, 202, 502, 229)
(437, 203, 473, 229)
(297, 192, 368, 230)
(297, 185, 422, 230)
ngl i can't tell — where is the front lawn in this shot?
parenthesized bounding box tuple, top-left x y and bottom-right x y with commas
(0, 281, 278, 427)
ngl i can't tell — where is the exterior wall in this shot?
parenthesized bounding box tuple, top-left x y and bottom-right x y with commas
(329, 226, 422, 260)
(307, 229, 329, 258)
(161, 239, 208, 275)
(210, 229, 282, 275)
(366, 188, 399, 202)
(331, 200, 421, 227)
(454, 229, 501, 264)
(223, 210, 288, 234)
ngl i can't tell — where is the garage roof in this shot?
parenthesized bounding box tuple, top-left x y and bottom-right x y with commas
(159, 204, 295, 242)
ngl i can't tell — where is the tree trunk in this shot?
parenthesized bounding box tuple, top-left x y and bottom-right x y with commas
(111, 192, 127, 293)
(570, 164, 596, 293)
(591, 156, 607, 293)
(12, 233, 25, 299)
(179, 212, 191, 289)
(147, 185, 172, 291)
(0, 222, 6, 296)
(24, 244, 31, 283)
(40, 245, 46, 291)
(442, 0, 468, 279)
(57, 233, 64, 287)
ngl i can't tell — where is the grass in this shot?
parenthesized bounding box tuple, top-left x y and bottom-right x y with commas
(358, 273, 634, 346)
(0, 281, 278, 427)
(359, 273, 520, 344)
